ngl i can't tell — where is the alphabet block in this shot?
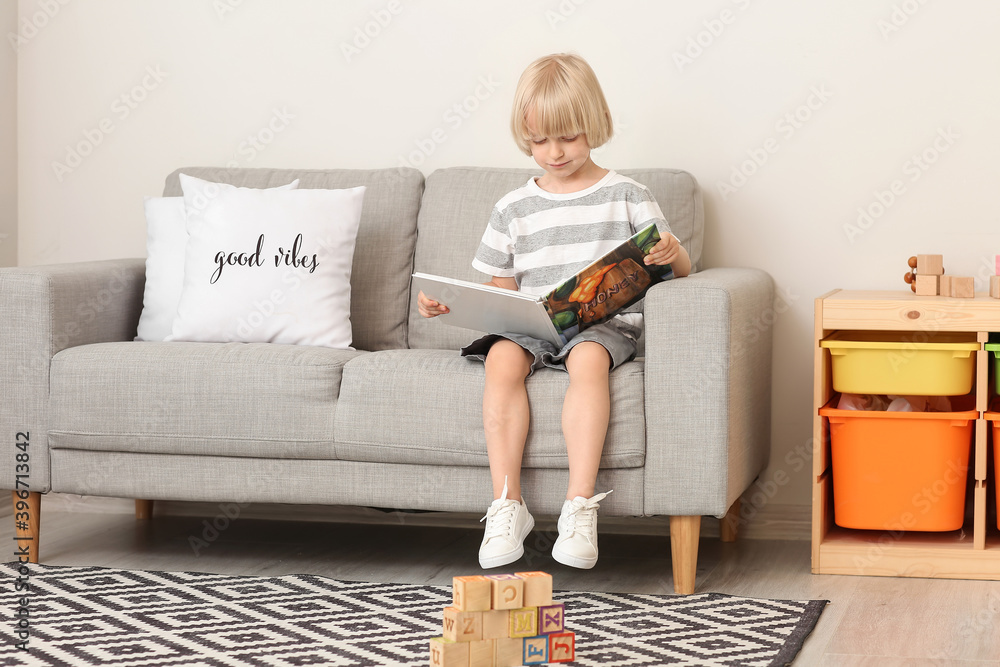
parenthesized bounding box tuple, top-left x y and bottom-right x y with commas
(549, 632, 576, 663)
(494, 637, 523, 667)
(481, 609, 509, 640)
(917, 254, 943, 275)
(914, 274, 938, 296)
(443, 606, 482, 642)
(990, 275, 1000, 299)
(951, 276, 975, 298)
(515, 571, 553, 607)
(522, 635, 549, 664)
(508, 607, 538, 638)
(538, 602, 565, 634)
(469, 639, 495, 667)
(430, 637, 470, 667)
(453, 575, 492, 611)
(486, 574, 524, 610)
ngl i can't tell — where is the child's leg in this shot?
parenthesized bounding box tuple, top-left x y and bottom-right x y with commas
(562, 341, 611, 499)
(483, 339, 534, 501)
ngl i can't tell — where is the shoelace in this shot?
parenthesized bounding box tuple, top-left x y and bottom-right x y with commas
(562, 490, 613, 539)
(480, 475, 518, 542)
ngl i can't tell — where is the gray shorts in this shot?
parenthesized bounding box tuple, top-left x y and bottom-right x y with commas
(460, 317, 641, 377)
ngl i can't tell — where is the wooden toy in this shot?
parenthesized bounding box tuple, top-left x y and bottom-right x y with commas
(548, 632, 576, 663)
(914, 274, 939, 296)
(951, 276, 975, 298)
(904, 256, 917, 292)
(453, 575, 492, 611)
(430, 637, 470, 667)
(538, 603, 565, 634)
(917, 254, 943, 275)
(515, 571, 553, 607)
(443, 606, 483, 642)
(509, 607, 538, 638)
(482, 609, 510, 640)
(469, 639, 494, 667)
(523, 636, 549, 664)
(940, 274, 953, 297)
(990, 275, 1000, 299)
(486, 574, 524, 610)
(494, 637, 523, 667)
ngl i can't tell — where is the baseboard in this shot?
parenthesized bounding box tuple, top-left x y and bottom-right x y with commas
(39, 493, 812, 541)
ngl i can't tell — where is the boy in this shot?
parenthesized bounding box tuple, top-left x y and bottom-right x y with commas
(419, 53, 690, 569)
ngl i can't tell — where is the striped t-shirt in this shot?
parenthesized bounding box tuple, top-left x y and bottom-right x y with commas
(471, 170, 675, 300)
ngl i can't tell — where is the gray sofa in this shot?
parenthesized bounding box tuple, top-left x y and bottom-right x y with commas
(0, 166, 773, 594)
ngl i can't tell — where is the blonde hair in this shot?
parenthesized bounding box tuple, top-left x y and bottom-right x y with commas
(510, 53, 613, 156)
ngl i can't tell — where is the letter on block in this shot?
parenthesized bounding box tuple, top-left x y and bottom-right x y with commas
(515, 571, 553, 607)
(914, 274, 938, 296)
(509, 607, 538, 638)
(469, 639, 495, 667)
(486, 574, 524, 610)
(482, 609, 510, 640)
(443, 606, 483, 642)
(549, 632, 576, 663)
(453, 575, 492, 611)
(917, 254, 943, 275)
(523, 635, 549, 664)
(494, 637, 523, 667)
(538, 602, 565, 634)
(430, 637, 470, 667)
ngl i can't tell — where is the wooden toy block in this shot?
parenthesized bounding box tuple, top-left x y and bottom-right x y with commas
(952, 276, 975, 298)
(494, 637, 522, 667)
(522, 635, 549, 664)
(939, 274, 953, 297)
(453, 575, 492, 611)
(443, 606, 483, 642)
(481, 609, 510, 640)
(538, 602, 565, 634)
(469, 639, 495, 667)
(486, 574, 524, 610)
(430, 637, 470, 667)
(990, 275, 1000, 299)
(916, 254, 943, 275)
(515, 571, 553, 607)
(914, 274, 939, 296)
(508, 607, 538, 638)
(548, 632, 576, 663)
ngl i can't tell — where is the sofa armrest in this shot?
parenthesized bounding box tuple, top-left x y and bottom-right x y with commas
(642, 267, 775, 517)
(0, 259, 146, 492)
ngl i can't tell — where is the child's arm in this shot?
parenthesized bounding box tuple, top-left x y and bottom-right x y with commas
(644, 234, 691, 277)
(417, 276, 518, 319)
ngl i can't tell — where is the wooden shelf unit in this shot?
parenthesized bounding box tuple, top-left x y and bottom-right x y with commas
(813, 289, 999, 580)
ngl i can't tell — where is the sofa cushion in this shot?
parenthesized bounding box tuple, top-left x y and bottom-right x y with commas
(333, 349, 646, 469)
(408, 167, 703, 351)
(163, 167, 424, 352)
(49, 341, 363, 459)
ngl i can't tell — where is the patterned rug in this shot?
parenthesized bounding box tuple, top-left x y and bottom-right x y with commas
(2, 563, 827, 666)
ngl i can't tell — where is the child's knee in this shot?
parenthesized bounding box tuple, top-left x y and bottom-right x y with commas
(566, 341, 612, 374)
(485, 339, 533, 379)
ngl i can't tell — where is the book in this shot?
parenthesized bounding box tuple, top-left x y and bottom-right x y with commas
(413, 222, 674, 347)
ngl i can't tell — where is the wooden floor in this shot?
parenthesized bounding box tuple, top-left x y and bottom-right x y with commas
(7, 505, 1000, 666)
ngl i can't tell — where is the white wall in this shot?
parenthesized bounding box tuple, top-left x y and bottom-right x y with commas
(0, 0, 16, 267)
(16, 1, 1000, 513)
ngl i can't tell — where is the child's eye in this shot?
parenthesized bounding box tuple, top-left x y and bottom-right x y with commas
(532, 138, 547, 145)
(560, 135, 579, 142)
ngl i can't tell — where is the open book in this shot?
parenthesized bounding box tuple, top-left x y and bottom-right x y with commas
(413, 223, 674, 347)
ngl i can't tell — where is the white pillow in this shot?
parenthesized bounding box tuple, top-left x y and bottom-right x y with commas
(167, 174, 366, 348)
(136, 179, 299, 342)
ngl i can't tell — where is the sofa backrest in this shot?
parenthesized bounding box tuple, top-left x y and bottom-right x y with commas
(163, 166, 424, 352)
(407, 167, 704, 351)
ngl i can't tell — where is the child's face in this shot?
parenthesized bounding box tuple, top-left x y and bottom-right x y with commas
(525, 111, 595, 188)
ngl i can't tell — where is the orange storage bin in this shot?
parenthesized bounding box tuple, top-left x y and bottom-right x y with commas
(986, 412, 1000, 530)
(820, 399, 975, 531)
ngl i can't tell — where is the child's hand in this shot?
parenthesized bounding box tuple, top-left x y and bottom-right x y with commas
(644, 234, 681, 266)
(417, 290, 450, 318)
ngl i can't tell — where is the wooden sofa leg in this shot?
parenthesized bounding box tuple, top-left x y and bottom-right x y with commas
(721, 498, 741, 543)
(12, 491, 40, 564)
(135, 499, 154, 519)
(669, 515, 700, 595)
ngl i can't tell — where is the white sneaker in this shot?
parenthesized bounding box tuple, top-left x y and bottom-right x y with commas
(479, 477, 535, 569)
(551, 490, 612, 569)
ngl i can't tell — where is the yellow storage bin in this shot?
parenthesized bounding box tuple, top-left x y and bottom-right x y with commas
(820, 331, 979, 396)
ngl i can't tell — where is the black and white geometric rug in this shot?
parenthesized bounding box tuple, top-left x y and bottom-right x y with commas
(2, 563, 827, 666)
